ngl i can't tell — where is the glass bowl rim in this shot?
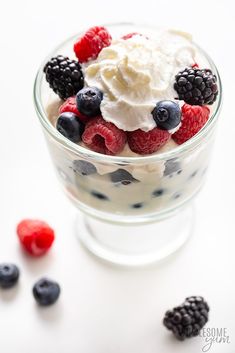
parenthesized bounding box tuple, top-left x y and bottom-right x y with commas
(33, 22, 222, 164)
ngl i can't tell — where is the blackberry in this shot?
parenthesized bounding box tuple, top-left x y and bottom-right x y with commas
(44, 55, 84, 100)
(163, 296, 209, 340)
(174, 68, 218, 105)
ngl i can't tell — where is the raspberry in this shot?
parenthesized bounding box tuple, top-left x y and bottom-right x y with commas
(82, 116, 127, 155)
(59, 96, 89, 123)
(74, 26, 112, 63)
(17, 219, 55, 256)
(172, 104, 210, 145)
(128, 128, 170, 155)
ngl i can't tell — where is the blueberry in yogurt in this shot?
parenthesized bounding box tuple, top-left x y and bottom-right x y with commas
(131, 202, 144, 209)
(72, 160, 97, 176)
(110, 169, 138, 185)
(164, 159, 182, 177)
(152, 188, 165, 197)
(91, 190, 109, 201)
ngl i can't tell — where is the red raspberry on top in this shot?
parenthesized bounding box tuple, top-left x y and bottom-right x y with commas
(74, 26, 112, 63)
(17, 219, 55, 256)
(82, 116, 127, 155)
(172, 104, 210, 145)
(59, 96, 89, 123)
(128, 128, 170, 155)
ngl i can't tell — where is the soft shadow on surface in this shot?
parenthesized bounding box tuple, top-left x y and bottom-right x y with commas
(17, 246, 55, 275)
(76, 205, 196, 274)
(161, 331, 203, 352)
(34, 300, 63, 323)
(0, 282, 21, 301)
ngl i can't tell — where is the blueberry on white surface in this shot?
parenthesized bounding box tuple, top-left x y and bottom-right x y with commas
(33, 278, 60, 306)
(0, 263, 20, 288)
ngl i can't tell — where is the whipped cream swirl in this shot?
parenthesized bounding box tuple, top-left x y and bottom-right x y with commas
(85, 29, 197, 132)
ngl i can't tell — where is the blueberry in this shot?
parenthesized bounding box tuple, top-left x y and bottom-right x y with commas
(91, 191, 109, 200)
(56, 112, 84, 143)
(152, 100, 181, 130)
(173, 192, 182, 200)
(33, 278, 60, 306)
(189, 170, 198, 178)
(72, 160, 97, 176)
(0, 263, 20, 288)
(131, 202, 144, 209)
(152, 188, 165, 197)
(110, 169, 138, 185)
(76, 87, 103, 117)
(164, 159, 182, 177)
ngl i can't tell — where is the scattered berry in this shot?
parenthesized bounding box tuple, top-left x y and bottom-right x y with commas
(74, 26, 112, 63)
(172, 104, 210, 144)
(33, 278, 60, 306)
(152, 100, 181, 130)
(43, 55, 84, 100)
(76, 87, 103, 118)
(163, 296, 209, 340)
(72, 160, 97, 176)
(56, 112, 85, 143)
(128, 128, 170, 155)
(174, 67, 218, 105)
(82, 116, 127, 155)
(0, 263, 20, 289)
(17, 219, 55, 256)
(110, 169, 138, 185)
(59, 96, 89, 123)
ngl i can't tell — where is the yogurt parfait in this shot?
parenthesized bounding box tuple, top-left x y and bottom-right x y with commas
(34, 23, 221, 264)
(39, 24, 220, 222)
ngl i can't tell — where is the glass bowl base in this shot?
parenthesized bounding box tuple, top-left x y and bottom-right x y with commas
(75, 205, 195, 267)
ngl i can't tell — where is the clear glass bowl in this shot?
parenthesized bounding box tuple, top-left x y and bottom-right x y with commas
(34, 23, 222, 266)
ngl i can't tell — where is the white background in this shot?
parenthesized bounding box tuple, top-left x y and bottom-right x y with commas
(0, 0, 234, 352)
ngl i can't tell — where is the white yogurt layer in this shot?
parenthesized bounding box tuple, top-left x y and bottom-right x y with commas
(85, 30, 196, 132)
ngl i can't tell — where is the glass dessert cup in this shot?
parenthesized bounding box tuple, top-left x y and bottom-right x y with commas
(34, 23, 222, 266)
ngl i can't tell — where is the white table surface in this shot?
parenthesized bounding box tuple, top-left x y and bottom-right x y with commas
(0, 0, 234, 352)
